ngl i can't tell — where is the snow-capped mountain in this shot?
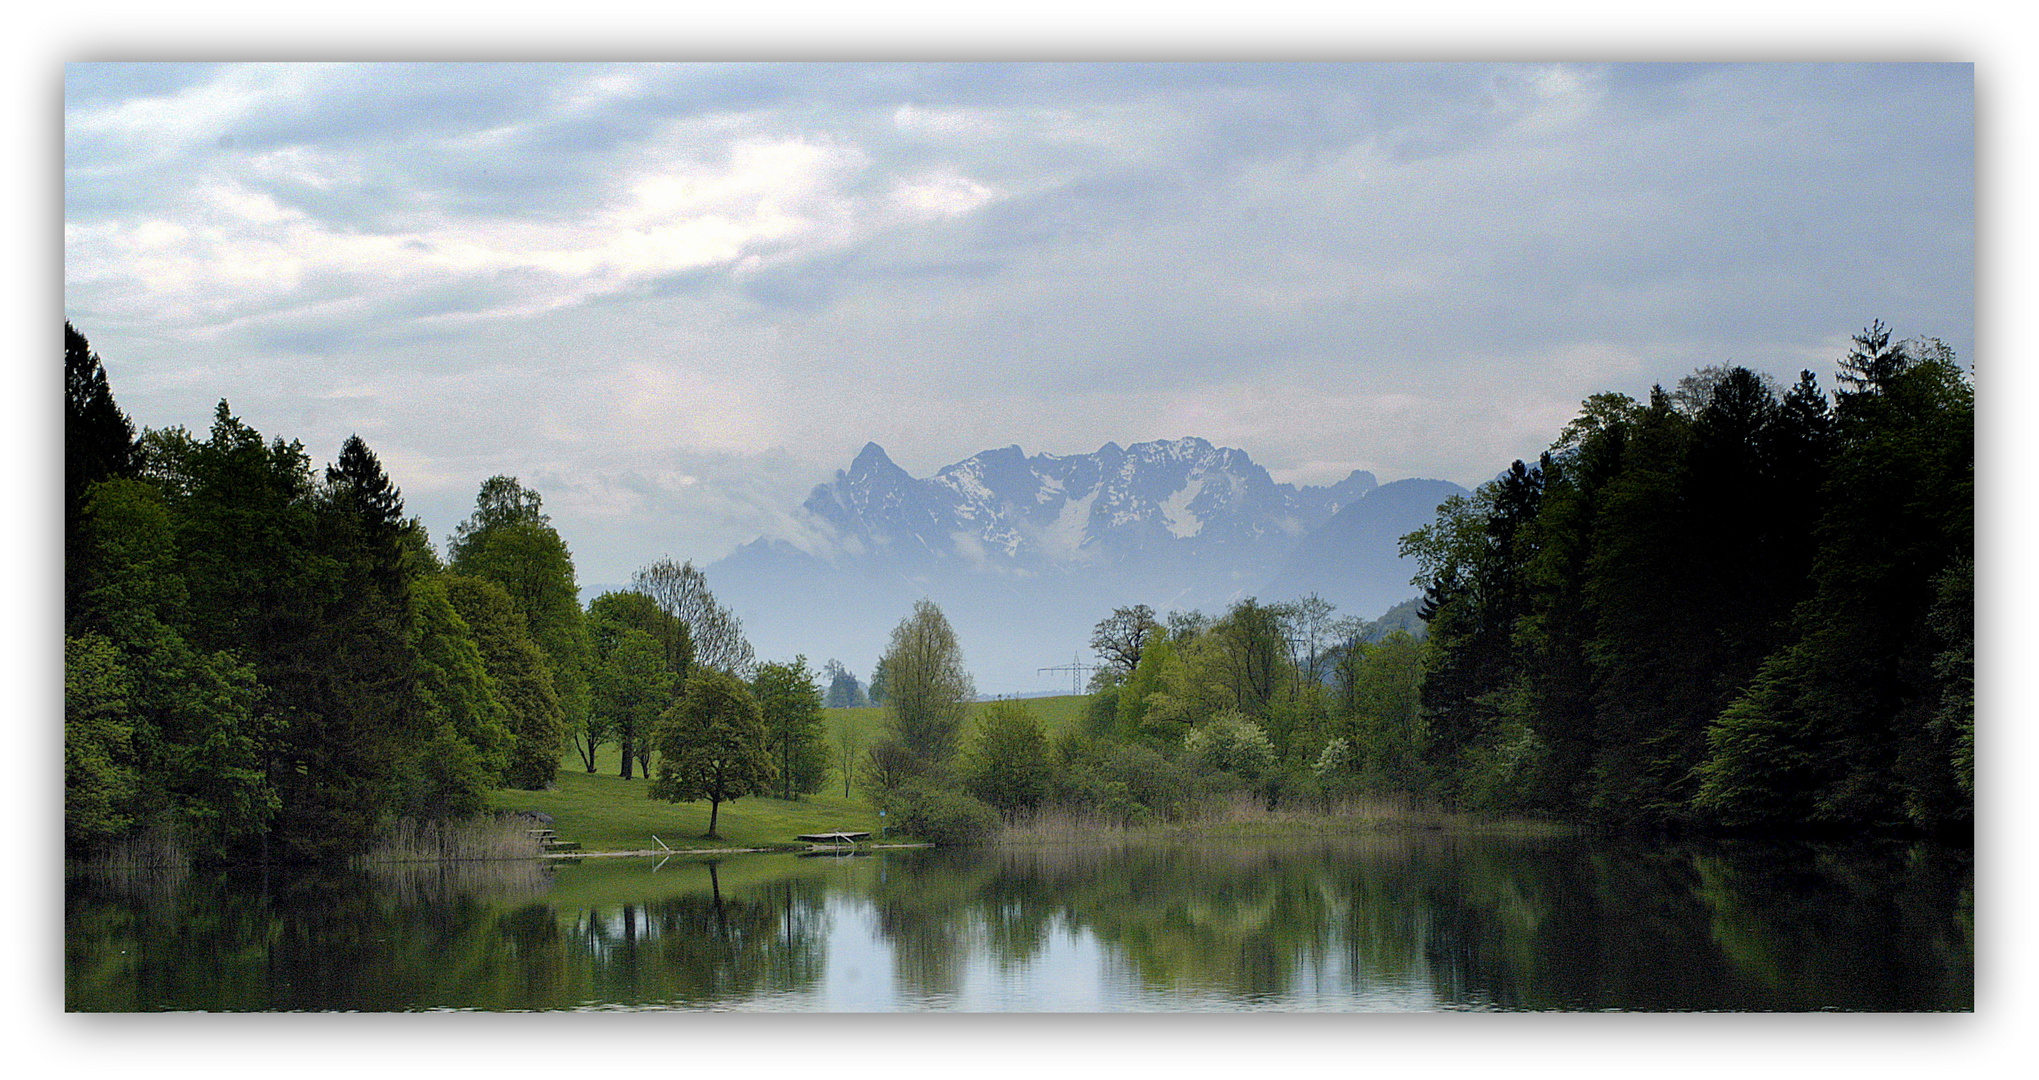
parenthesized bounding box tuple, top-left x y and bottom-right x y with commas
(802, 437, 1380, 571)
(705, 438, 1466, 696)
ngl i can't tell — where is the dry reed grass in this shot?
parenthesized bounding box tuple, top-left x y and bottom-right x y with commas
(994, 792, 1566, 846)
(66, 823, 193, 896)
(354, 815, 545, 865)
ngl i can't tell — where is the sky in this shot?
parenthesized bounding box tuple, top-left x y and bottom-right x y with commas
(64, 61, 1973, 588)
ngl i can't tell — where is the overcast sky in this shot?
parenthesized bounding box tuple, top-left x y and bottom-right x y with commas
(62, 61, 1974, 587)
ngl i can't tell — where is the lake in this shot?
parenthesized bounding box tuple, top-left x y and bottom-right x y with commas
(65, 831, 1972, 1012)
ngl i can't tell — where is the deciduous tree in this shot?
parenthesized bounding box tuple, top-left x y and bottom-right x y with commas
(753, 657, 829, 800)
(962, 699, 1051, 820)
(631, 558, 754, 678)
(878, 600, 975, 763)
(650, 669, 777, 839)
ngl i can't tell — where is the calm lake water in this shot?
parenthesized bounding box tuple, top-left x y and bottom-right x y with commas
(65, 832, 1972, 1012)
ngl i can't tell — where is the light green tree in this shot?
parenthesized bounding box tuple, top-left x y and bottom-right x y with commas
(879, 599, 975, 763)
(449, 477, 592, 773)
(962, 698, 1052, 820)
(753, 656, 829, 800)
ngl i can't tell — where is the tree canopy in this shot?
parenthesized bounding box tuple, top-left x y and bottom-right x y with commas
(650, 668, 777, 839)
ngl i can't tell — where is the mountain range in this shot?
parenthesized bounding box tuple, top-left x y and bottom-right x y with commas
(704, 437, 1468, 696)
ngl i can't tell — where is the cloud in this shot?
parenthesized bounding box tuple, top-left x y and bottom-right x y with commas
(64, 62, 1972, 586)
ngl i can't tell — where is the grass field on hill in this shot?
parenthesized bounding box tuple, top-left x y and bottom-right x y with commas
(486, 694, 1089, 853)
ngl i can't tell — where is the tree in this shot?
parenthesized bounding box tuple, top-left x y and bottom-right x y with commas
(444, 575, 566, 790)
(1183, 711, 1274, 787)
(448, 476, 592, 778)
(1089, 604, 1160, 679)
(587, 590, 692, 777)
(822, 659, 869, 708)
(1332, 631, 1427, 790)
(69, 474, 278, 859)
(835, 724, 864, 799)
(447, 474, 547, 557)
(65, 323, 137, 627)
(868, 656, 891, 706)
(406, 574, 513, 814)
(592, 627, 674, 780)
(878, 600, 975, 763)
(1696, 337, 1972, 832)
(1834, 319, 1910, 397)
(631, 558, 754, 678)
(962, 699, 1052, 820)
(650, 669, 777, 839)
(1280, 594, 1339, 689)
(753, 656, 829, 800)
(1211, 598, 1288, 718)
(65, 635, 139, 848)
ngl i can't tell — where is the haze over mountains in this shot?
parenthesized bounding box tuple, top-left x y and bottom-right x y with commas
(702, 437, 1468, 696)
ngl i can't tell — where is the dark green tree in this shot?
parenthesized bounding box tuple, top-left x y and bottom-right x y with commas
(1697, 334, 1972, 833)
(64, 634, 139, 848)
(822, 659, 869, 708)
(65, 323, 138, 629)
(650, 669, 777, 839)
(587, 590, 692, 778)
(68, 476, 277, 858)
(1090, 604, 1161, 679)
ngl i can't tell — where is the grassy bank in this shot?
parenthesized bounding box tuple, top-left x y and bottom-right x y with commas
(487, 740, 886, 853)
(486, 696, 1093, 853)
(489, 702, 1566, 855)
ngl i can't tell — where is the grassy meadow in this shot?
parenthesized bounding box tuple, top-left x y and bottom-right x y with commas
(485, 694, 1089, 853)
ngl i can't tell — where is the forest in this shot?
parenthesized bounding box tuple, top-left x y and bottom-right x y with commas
(63, 320, 1973, 865)
(63, 322, 823, 862)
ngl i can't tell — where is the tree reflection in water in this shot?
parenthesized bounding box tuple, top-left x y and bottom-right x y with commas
(67, 834, 1972, 1011)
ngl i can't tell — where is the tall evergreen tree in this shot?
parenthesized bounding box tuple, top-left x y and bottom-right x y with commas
(65, 323, 137, 608)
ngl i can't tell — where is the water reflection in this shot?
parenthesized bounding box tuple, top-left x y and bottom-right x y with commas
(66, 833, 1972, 1011)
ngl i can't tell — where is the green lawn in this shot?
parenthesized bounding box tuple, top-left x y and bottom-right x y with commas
(486, 695, 1089, 854)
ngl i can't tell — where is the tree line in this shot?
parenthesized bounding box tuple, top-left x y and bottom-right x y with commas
(64, 323, 833, 862)
(841, 591, 1433, 847)
(1401, 324, 1972, 834)
(967, 323, 1972, 840)
(67, 318, 1970, 857)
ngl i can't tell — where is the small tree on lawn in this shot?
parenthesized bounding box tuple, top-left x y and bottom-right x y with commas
(650, 669, 777, 839)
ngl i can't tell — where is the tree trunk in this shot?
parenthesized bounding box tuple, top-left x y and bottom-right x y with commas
(619, 735, 634, 780)
(706, 796, 721, 839)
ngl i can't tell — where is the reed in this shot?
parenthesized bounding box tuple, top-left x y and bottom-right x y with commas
(354, 815, 544, 866)
(66, 823, 192, 892)
(993, 793, 1568, 845)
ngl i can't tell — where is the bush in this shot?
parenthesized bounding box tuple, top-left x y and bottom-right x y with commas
(898, 784, 1002, 847)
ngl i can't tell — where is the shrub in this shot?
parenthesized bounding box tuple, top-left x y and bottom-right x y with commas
(899, 784, 1001, 847)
